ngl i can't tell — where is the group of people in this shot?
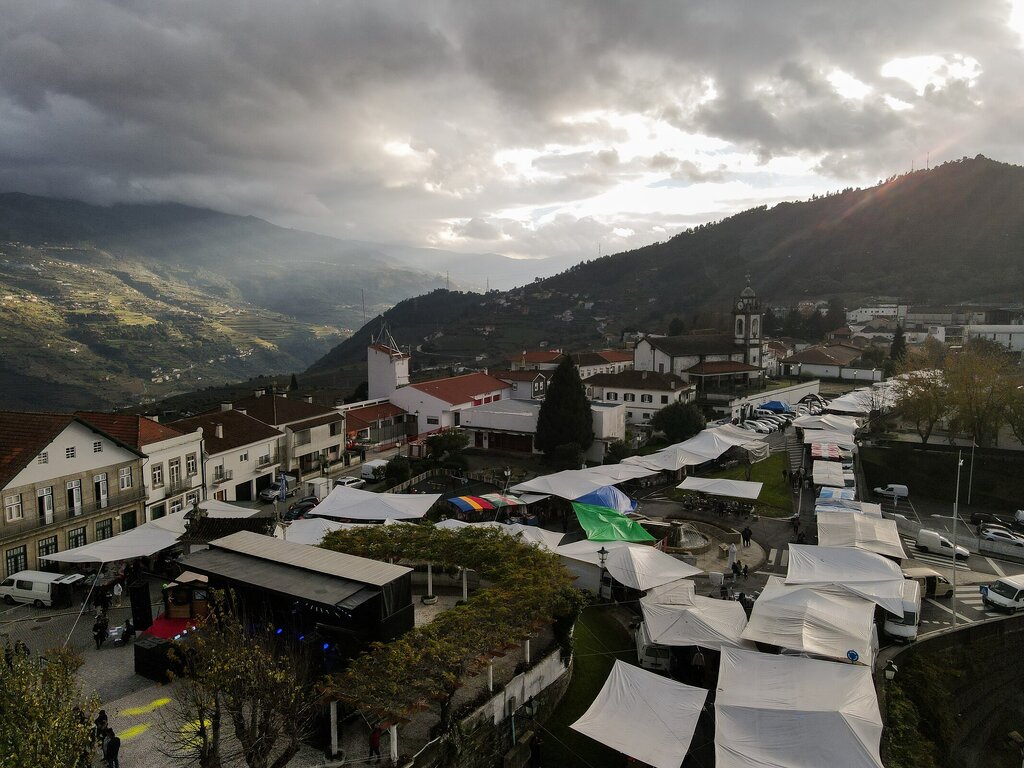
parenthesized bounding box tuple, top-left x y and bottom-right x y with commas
(92, 613, 135, 650)
(90, 710, 121, 768)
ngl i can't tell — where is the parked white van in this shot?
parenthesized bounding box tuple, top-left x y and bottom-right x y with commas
(360, 459, 389, 481)
(874, 484, 909, 500)
(915, 529, 969, 560)
(634, 621, 672, 672)
(0, 570, 84, 607)
(981, 574, 1024, 613)
(883, 579, 922, 642)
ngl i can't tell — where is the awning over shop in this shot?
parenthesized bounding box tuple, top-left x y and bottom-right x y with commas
(478, 493, 522, 508)
(571, 502, 655, 543)
(759, 400, 793, 413)
(571, 660, 708, 768)
(792, 413, 860, 433)
(579, 463, 659, 482)
(312, 485, 440, 521)
(41, 501, 264, 564)
(511, 470, 609, 500)
(817, 487, 856, 501)
(678, 477, 762, 500)
(715, 648, 883, 768)
(740, 576, 878, 665)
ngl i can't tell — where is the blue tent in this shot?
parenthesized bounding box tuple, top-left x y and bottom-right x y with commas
(759, 400, 793, 413)
(574, 485, 637, 514)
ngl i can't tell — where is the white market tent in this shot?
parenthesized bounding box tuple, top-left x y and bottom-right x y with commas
(684, 428, 762, 460)
(641, 593, 754, 651)
(276, 517, 403, 545)
(803, 429, 858, 449)
(312, 485, 440, 521)
(571, 659, 708, 768)
(816, 511, 907, 560)
(715, 647, 883, 768)
(645, 578, 698, 604)
(740, 576, 879, 666)
(792, 413, 860, 434)
(579, 463, 659, 482)
(556, 540, 701, 591)
(814, 501, 883, 517)
(624, 445, 708, 472)
(812, 460, 846, 488)
(678, 477, 763, 500)
(511, 470, 610, 499)
(786, 544, 905, 615)
(41, 500, 262, 564)
(826, 389, 875, 416)
(817, 487, 856, 501)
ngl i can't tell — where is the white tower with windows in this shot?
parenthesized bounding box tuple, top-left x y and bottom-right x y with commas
(733, 277, 763, 368)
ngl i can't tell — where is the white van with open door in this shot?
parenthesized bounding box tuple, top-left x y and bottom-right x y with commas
(634, 621, 672, 672)
(0, 570, 84, 607)
(883, 579, 921, 642)
(902, 566, 954, 599)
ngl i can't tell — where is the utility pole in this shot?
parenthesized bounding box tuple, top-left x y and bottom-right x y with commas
(952, 451, 963, 629)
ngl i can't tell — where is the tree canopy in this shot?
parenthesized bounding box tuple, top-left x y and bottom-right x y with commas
(320, 525, 581, 735)
(536, 358, 594, 456)
(651, 401, 705, 443)
(0, 647, 97, 768)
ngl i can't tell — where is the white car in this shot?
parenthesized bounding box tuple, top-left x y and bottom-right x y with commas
(982, 528, 1024, 547)
(743, 421, 771, 433)
(334, 476, 367, 489)
(749, 420, 777, 432)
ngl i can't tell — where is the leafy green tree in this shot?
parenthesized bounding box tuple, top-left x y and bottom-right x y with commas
(289, 373, 299, 391)
(603, 440, 634, 464)
(894, 364, 949, 444)
(425, 428, 469, 461)
(890, 324, 907, 362)
(165, 594, 319, 768)
(536, 358, 594, 456)
(667, 316, 686, 335)
(945, 338, 1013, 447)
(385, 456, 412, 484)
(551, 442, 584, 470)
(825, 298, 846, 330)
(0, 646, 97, 768)
(651, 402, 705, 443)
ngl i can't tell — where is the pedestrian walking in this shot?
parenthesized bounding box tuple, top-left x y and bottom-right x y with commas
(103, 727, 121, 768)
(741, 526, 752, 547)
(92, 614, 109, 650)
(742, 564, 749, 580)
(368, 725, 382, 763)
(691, 647, 707, 686)
(122, 617, 135, 644)
(112, 581, 123, 608)
(95, 588, 110, 615)
(731, 561, 741, 581)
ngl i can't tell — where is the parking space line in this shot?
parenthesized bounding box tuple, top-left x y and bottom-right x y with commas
(985, 557, 1007, 577)
(926, 597, 974, 624)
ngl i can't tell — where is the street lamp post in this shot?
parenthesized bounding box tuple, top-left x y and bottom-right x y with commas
(953, 451, 964, 629)
(883, 660, 898, 739)
(598, 546, 609, 601)
(967, 441, 977, 507)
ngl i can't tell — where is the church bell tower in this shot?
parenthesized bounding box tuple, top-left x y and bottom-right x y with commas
(733, 276, 762, 368)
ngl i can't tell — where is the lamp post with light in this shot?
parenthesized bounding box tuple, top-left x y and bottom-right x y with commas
(883, 660, 898, 739)
(598, 546, 609, 601)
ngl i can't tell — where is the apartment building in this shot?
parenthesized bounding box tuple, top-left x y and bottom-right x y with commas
(0, 412, 146, 576)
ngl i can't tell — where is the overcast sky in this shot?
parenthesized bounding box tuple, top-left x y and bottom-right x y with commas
(1, 1, 1022, 275)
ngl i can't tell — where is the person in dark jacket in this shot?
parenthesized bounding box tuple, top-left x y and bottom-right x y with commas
(103, 727, 121, 768)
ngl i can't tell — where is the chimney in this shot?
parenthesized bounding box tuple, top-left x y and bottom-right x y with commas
(237, 408, 247, 415)
(254, 388, 264, 398)
(214, 423, 224, 439)
(305, 396, 313, 404)
(220, 402, 232, 411)
(144, 413, 160, 423)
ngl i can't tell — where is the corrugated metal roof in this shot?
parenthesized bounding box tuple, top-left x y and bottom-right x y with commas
(208, 530, 410, 586)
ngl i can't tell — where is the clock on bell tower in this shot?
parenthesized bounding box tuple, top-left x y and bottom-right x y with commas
(733, 276, 762, 367)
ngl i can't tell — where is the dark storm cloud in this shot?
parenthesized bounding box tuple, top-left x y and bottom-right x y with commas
(0, 0, 1020, 262)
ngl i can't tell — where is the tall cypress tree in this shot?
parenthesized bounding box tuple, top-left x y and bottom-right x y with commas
(536, 357, 594, 456)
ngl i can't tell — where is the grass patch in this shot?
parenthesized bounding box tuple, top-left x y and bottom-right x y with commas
(543, 607, 635, 768)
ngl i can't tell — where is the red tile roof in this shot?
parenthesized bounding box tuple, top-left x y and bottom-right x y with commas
(507, 350, 564, 364)
(169, 409, 283, 455)
(598, 349, 634, 363)
(76, 412, 185, 449)
(781, 344, 862, 366)
(0, 412, 146, 490)
(345, 403, 407, 432)
(490, 369, 548, 382)
(686, 361, 762, 375)
(409, 373, 512, 405)
(232, 394, 336, 426)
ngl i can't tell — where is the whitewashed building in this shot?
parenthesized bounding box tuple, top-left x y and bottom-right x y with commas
(390, 372, 512, 435)
(584, 370, 695, 426)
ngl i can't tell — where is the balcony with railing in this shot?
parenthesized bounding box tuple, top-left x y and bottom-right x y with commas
(212, 469, 234, 485)
(0, 488, 147, 542)
(256, 451, 280, 469)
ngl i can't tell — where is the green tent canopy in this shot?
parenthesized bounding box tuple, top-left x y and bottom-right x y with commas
(572, 502, 656, 543)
